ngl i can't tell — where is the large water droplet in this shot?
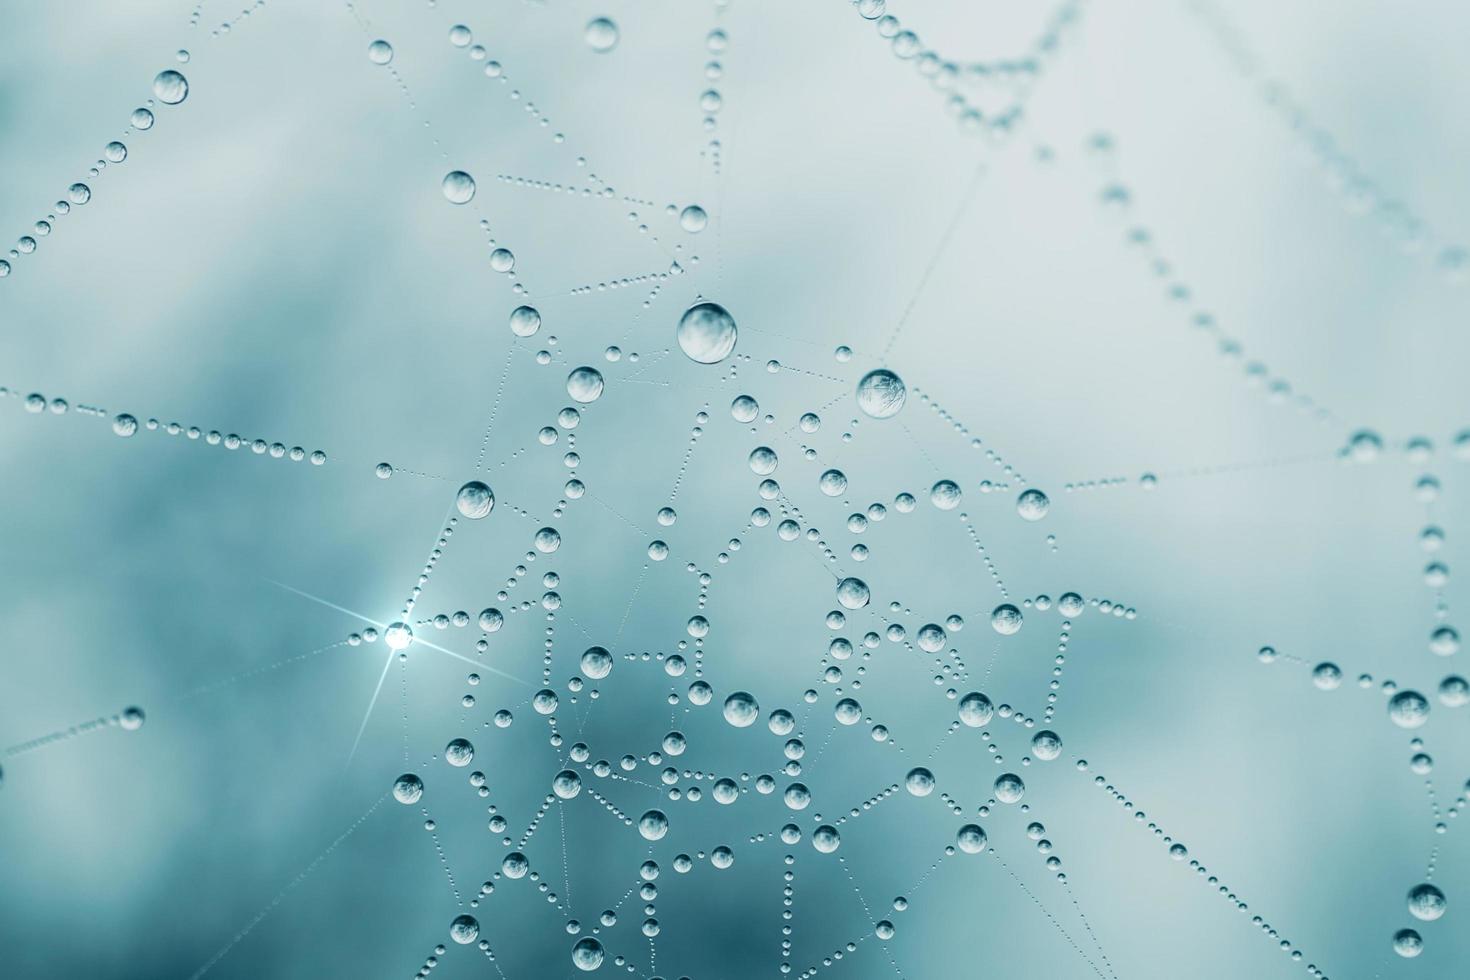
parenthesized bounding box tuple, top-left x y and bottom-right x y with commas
(585, 17, 619, 52)
(153, 69, 189, 105)
(856, 369, 906, 418)
(442, 170, 477, 204)
(677, 302, 738, 364)
(456, 480, 495, 519)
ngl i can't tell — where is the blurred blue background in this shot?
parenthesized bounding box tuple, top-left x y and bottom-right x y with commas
(1, 1, 1467, 978)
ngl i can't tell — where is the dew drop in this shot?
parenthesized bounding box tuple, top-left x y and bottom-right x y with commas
(442, 170, 477, 205)
(152, 69, 189, 105)
(585, 17, 619, 53)
(677, 302, 738, 364)
(856, 369, 906, 418)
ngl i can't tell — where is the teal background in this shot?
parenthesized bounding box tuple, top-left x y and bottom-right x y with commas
(1, 2, 1467, 978)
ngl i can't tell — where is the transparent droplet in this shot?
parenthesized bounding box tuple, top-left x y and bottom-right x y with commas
(1408, 883, 1447, 921)
(1031, 730, 1062, 760)
(444, 738, 475, 767)
(836, 577, 870, 610)
(393, 773, 424, 804)
(904, 767, 935, 796)
(956, 823, 987, 853)
(990, 603, 1023, 635)
(442, 170, 477, 204)
(638, 809, 669, 840)
(930, 480, 961, 510)
(723, 691, 759, 727)
(1016, 488, 1050, 521)
(385, 622, 414, 651)
(1392, 928, 1423, 958)
(456, 480, 495, 519)
(449, 914, 479, 945)
(1388, 690, 1430, 729)
(856, 369, 906, 418)
(812, 824, 841, 853)
(679, 205, 708, 232)
(553, 770, 583, 799)
(572, 937, 605, 971)
(152, 69, 189, 105)
(677, 302, 738, 364)
(993, 772, 1025, 803)
(585, 17, 619, 53)
(562, 366, 605, 404)
(509, 305, 541, 337)
(569, 646, 612, 683)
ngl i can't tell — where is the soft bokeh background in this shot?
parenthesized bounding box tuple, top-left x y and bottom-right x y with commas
(1, 1, 1467, 978)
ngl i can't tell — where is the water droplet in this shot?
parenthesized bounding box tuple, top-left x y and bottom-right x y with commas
(456, 480, 495, 519)
(444, 738, 475, 767)
(836, 577, 870, 610)
(449, 914, 479, 944)
(930, 480, 961, 510)
(385, 622, 414, 651)
(723, 691, 759, 727)
(856, 369, 906, 418)
(1392, 928, 1423, 958)
(509, 305, 541, 337)
(585, 17, 619, 53)
(1388, 690, 1430, 729)
(1016, 488, 1050, 521)
(677, 302, 738, 364)
(990, 604, 1023, 635)
(748, 446, 778, 474)
(812, 824, 842, 853)
(638, 809, 669, 840)
(152, 69, 189, 105)
(959, 692, 993, 726)
(368, 40, 394, 65)
(993, 772, 1025, 803)
(819, 469, 848, 496)
(1312, 662, 1342, 690)
(957, 824, 987, 853)
(553, 770, 583, 799)
(580, 646, 613, 679)
(393, 773, 424, 804)
(572, 937, 605, 971)
(442, 171, 477, 204)
(566, 366, 605, 403)
(679, 205, 708, 232)
(731, 395, 759, 422)
(904, 767, 935, 796)
(1031, 730, 1062, 760)
(1408, 883, 1446, 921)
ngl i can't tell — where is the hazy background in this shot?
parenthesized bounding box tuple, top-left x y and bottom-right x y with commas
(1, 1, 1467, 978)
